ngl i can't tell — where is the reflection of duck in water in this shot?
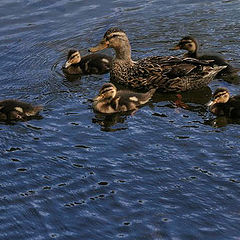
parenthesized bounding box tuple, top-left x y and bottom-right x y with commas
(172, 94, 189, 109)
(0, 100, 42, 122)
(89, 27, 226, 92)
(207, 87, 240, 118)
(62, 49, 112, 75)
(171, 36, 239, 77)
(92, 112, 128, 132)
(92, 83, 156, 114)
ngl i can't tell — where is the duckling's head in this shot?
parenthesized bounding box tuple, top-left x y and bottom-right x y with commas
(171, 36, 198, 53)
(64, 49, 81, 68)
(93, 83, 117, 102)
(89, 27, 129, 53)
(207, 87, 230, 107)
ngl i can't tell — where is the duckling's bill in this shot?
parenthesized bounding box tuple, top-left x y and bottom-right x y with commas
(64, 60, 72, 68)
(169, 45, 181, 50)
(206, 100, 214, 107)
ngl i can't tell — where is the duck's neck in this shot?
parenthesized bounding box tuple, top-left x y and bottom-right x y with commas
(114, 41, 134, 64)
(188, 43, 199, 58)
(187, 50, 198, 58)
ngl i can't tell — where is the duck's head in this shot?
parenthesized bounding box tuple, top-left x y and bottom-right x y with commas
(171, 36, 198, 54)
(207, 87, 230, 107)
(89, 27, 129, 53)
(93, 83, 117, 102)
(64, 49, 81, 68)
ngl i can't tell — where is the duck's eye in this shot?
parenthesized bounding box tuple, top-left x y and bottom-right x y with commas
(105, 34, 118, 41)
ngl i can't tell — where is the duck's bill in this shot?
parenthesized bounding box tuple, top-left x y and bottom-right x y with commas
(89, 39, 109, 53)
(64, 60, 71, 68)
(169, 45, 180, 50)
(206, 100, 214, 107)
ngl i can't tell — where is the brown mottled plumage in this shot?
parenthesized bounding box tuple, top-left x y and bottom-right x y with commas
(89, 27, 226, 92)
(171, 36, 239, 76)
(62, 49, 112, 75)
(92, 83, 156, 114)
(207, 87, 240, 117)
(0, 100, 42, 122)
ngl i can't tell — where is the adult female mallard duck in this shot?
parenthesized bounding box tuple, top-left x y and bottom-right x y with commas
(89, 27, 226, 92)
(92, 83, 156, 114)
(62, 49, 112, 75)
(207, 87, 240, 117)
(171, 36, 238, 76)
(0, 100, 42, 122)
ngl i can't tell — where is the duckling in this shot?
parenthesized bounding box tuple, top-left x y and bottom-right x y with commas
(89, 27, 226, 92)
(171, 36, 239, 76)
(92, 83, 156, 114)
(62, 49, 112, 75)
(207, 87, 240, 117)
(0, 100, 43, 122)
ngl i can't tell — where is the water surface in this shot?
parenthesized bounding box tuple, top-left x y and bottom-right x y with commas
(1, 0, 240, 239)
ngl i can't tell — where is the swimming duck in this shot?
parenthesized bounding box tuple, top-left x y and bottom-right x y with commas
(207, 87, 240, 117)
(0, 100, 43, 122)
(171, 36, 238, 76)
(89, 27, 226, 92)
(92, 83, 156, 114)
(62, 49, 112, 75)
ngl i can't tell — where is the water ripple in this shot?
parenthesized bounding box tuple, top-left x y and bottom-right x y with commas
(1, 0, 240, 239)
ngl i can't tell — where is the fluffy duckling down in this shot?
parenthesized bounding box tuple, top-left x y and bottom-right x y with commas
(207, 87, 240, 117)
(93, 83, 156, 114)
(62, 49, 112, 75)
(0, 100, 42, 122)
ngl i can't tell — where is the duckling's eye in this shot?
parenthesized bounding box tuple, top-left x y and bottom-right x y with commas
(71, 55, 78, 59)
(214, 92, 226, 100)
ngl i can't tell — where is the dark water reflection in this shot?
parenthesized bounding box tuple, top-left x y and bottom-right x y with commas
(1, 0, 240, 240)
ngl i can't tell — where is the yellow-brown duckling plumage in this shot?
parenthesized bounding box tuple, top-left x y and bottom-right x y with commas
(207, 87, 240, 117)
(62, 49, 112, 75)
(171, 36, 239, 76)
(92, 83, 156, 114)
(0, 100, 42, 122)
(89, 27, 226, 92)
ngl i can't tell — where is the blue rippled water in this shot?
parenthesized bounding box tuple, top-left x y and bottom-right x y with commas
(1, 0, 240, 239)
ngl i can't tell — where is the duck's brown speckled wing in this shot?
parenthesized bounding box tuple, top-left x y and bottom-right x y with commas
(112, 56, 222, 92)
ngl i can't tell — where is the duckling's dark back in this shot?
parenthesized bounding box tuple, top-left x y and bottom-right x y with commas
(225, 95, 240, 117)
(80, 54, 112, 75)
(197, 54, 237, 75)
(0, 100, 34, 112)
(117, 88, 156, 106)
